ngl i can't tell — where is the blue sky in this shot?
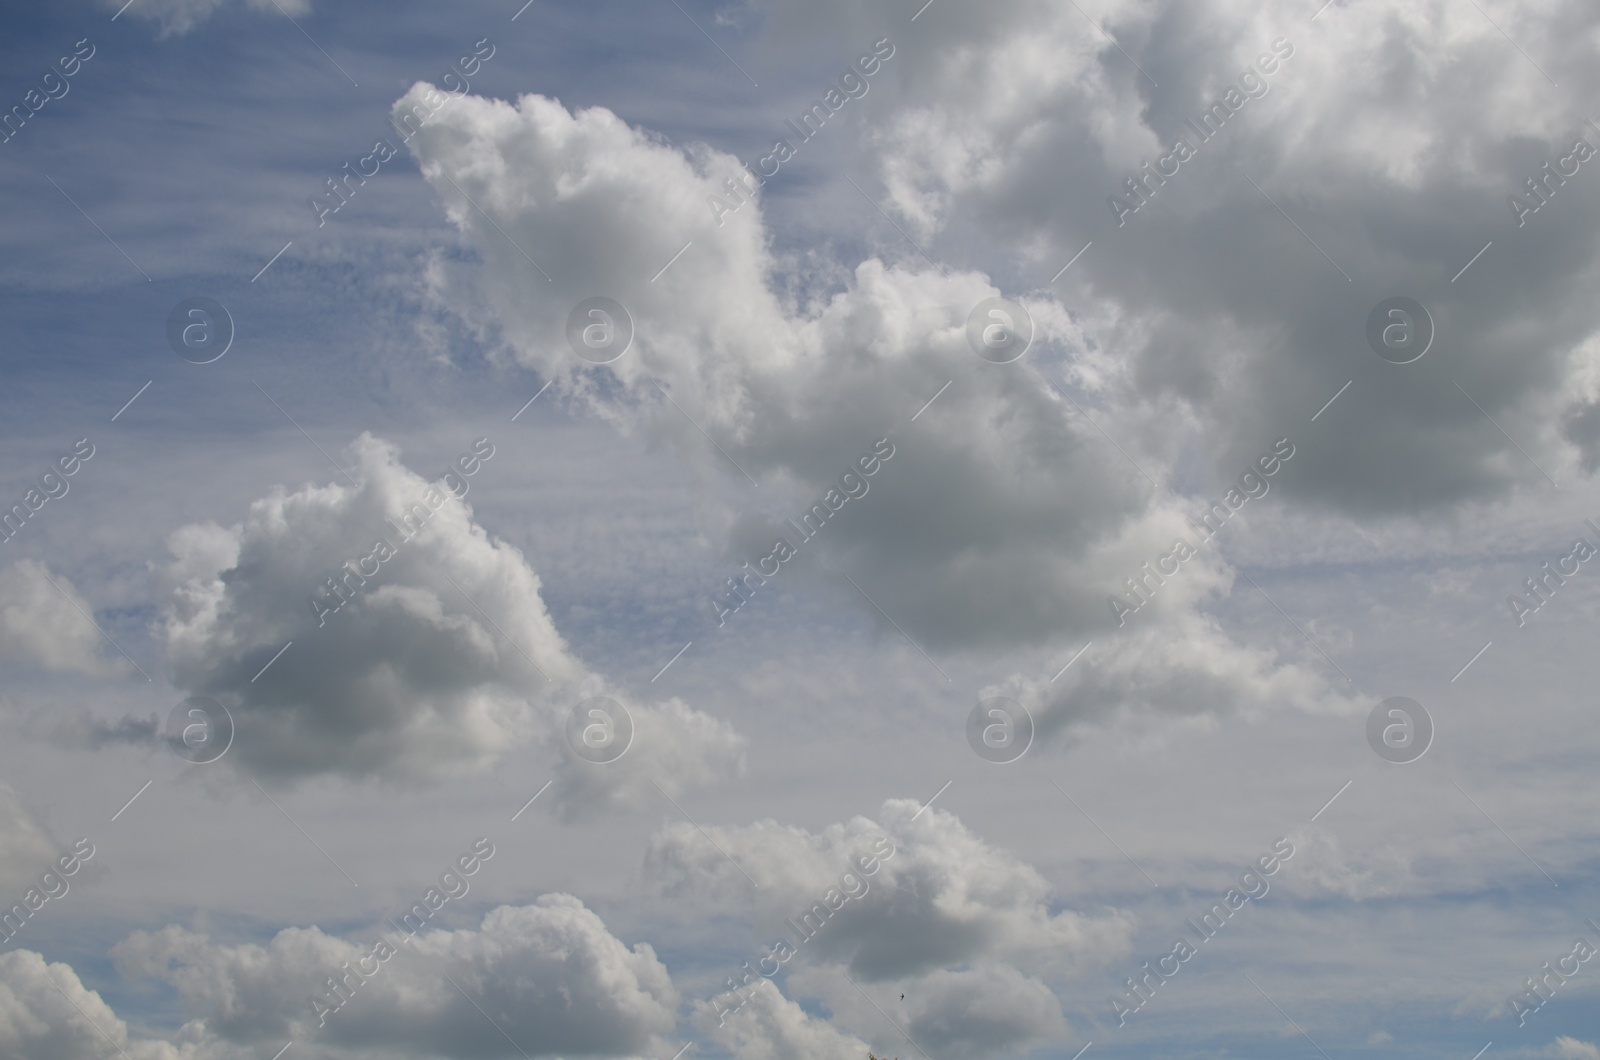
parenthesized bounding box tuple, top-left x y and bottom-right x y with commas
(4, 0, 1600, 1058)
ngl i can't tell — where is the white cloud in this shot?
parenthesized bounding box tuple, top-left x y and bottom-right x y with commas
(162, 432, 743, 807)
(683, 916, 1071, 1059)
(644, 798, 1134, 979)
(834, 0, 1600, 517)
(0, 897, 680, 1060)
(999, 607, 1362, 743)
(0, 950, 184, 1060)
(15, 0, 1600, 1057)
(692, 977, 871, 1060)
(394, 78, 1361, 742)
(790, 962, 1070, 1060)
(113, 895, 678, 1057)
(0, 561, 119, 676)
(395, 83, 1155, 650)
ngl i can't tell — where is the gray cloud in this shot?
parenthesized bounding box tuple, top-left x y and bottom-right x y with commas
(113, 895, 678, 1058)
(789, 962, 1070, 1060)
(692, 977, 870, 1060)
(161, 432, 743, 806)
(644, 798, 1134, 980)
(394, 78, 1362, 741)
(0, 951, 179, 1060)
(839, 0, 1600, 519)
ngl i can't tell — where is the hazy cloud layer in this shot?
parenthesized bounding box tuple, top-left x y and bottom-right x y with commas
(0, 785, 64, 894)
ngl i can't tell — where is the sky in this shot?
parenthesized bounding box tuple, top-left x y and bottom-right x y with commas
(2, 0, 1600, 1057)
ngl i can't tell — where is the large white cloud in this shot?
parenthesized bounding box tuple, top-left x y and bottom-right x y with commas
(692, 977, 871, 1060)
(0, 950, 186, 1060)
(397, 81, 1156, 649)
(162, 432, 743, 809)
(0, 897, 680, 1060)
(658, 800, 1089, 1059)
(393, 77, 1362, 742)
(112, 895, 678, 1058)
(823, 0, 1600, 515)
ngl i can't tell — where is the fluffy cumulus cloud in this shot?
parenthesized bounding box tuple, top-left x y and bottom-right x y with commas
(111, 895, 678, 1058)
(0, 897, 676, 1059)
(644, 798, 1133, 979)
(897, 965, 1068, 1060)
(396, 81, 1118, 646)
(392, 0, 1600, 751)
(656, 800, 1091, 1059)
(396, 78, 1149, 645)
(162, 432, 742, 809)
(797, 0, 1600, 516)
(693, 977, 871, 1060)
(103, 0, 311, 37)
(0, 561, 118, 676)
(697, 968, 1067, 1060)
(783, 962, 1070, 1060)
(998, 606, 1362, 741)
(0, 951, 186, 1060)
(394, 73, 1359, 739)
